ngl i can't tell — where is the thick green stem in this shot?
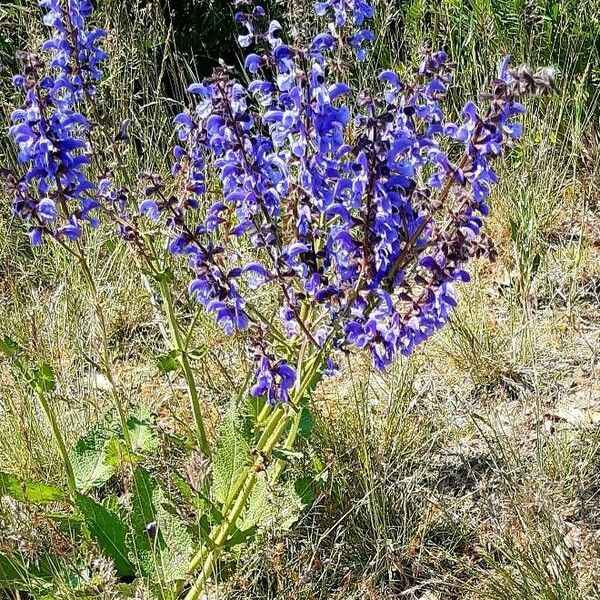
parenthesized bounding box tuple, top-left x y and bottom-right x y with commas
(36, 390, 76, 493)
(183, 348, 326, 599)
(271, 405, 304, 482)
(185, 406, 286, 576)
(157, 277, 210, 456)
(184, 470, 257, 599)
(184, 408, 290, 600)
(178, 313, 331, 600)
(256, 401, 273, 425)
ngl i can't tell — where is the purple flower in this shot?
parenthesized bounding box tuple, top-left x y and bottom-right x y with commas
(315, 0, 374, 27)
(207, 297, 249, 335)
(311, 33, 337, 53)
(350, 29, 374, 62)
(251, 355, 297, 404)
(244, 53, 263, 73)
(243, 262, 269, 289)
(5, 0, 106, 244)
(40, 0, 106, 104)
(324, 357, 340, 377)
(37, 197, 57, 221)
(139, 198, 160, 220)
(6, 0, 548, 409)
(161, 6, 546, 396)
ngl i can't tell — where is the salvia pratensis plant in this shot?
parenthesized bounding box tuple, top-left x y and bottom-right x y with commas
(1, 0, 553, 596)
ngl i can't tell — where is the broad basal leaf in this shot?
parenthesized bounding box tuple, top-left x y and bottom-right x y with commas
(236, 471, 272, 534)
(129, 467, 193, 585)
(70, 405, 157, 491)
(70, 410, 122, 491)
(75, 492, 134, 577)
(127, 405, 158, 455)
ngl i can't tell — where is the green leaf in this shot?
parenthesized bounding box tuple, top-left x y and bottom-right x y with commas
(0, 336, 20, 359)
(0, 337, 33, 385)
(212, 409, 252, 506)
(129, 467, 193, 584)
(33, 360, 55, 393)
(70, 411, 122, 491)
(226, 525, 257, 548)
(74, 492, 134, 577)
(196, 492, 224, 527)
(277, 480, 310, 531)
(246, 394, 265, 422)
(169, 473, 223, 527)
(71, 405, 157, 491)
(157, 350, 180, 374)
(298, 407, 315, 437)
(236, 472, 272, 534)
(104, 438, 138, 467)
(186, 347, 206, 359)
(127, 405, 158, 454)
(294, 476, 317, 508)
(169, 472, 196, 506)
(311, 454, 327, 477)
(237, 474, 317, 536)
(0, 472, 65, 503)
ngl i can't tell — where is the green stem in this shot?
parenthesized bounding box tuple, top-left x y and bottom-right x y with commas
(219, 407, 286, 517)
(49, 143, 133, 450)
(271, 406, 304, 482)
(183, 350, 325, 599)
(157, 277, 210, 456)
(256, 401, 273, 425)
(185, 408, 286, 574)
(184, 408, 290, 600)
(36, 389, 76, 493)
(184, 470, 257, 599)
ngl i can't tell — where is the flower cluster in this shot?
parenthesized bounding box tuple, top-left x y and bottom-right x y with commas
(40, 0, 107, 103)
(157, 0, 552, 400)
(5, 0, 552, 406)
(5, 0, 106, 245)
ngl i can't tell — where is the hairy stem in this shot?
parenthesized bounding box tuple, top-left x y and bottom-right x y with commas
(271, 405, 304, 482)
(35, 389, 76, 493)
(184, 407, 290, 600)
(157, 276, 211, 456)
(183, 353, 324, 599)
